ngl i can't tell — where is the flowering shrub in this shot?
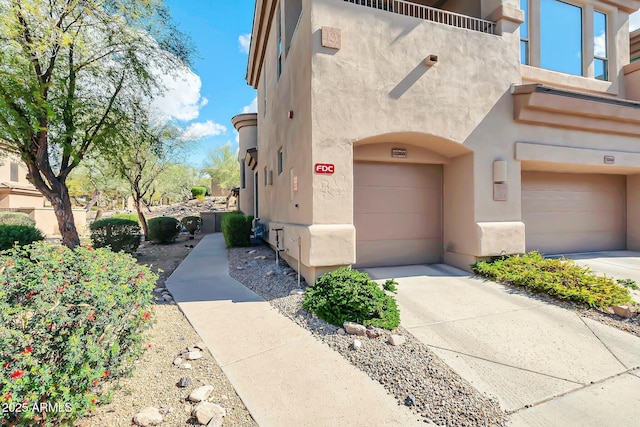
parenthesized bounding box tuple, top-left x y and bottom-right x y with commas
(0, 242, 157, 426)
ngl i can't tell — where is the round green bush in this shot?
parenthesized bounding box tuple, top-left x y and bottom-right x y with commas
(147, 217, 180, 244)
(0, 212, 36, 227)
(0, 225, 44, 251)
(190, 186, 207, 198)
(221, 212, 253, 247)
(90, 218, 142, 254)
(0, 242, 157, 426)
(303, 267, 400, 330)
(181, 216, 202, 236)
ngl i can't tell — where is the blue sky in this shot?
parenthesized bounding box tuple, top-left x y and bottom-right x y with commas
(156, 0, 257, 167)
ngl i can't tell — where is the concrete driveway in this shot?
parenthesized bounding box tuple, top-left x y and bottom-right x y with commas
(558, 251, 640, 303)
(365, 264, 640, 427)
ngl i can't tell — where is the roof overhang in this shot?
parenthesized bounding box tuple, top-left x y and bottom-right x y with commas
(511, 83, 640, 137)
(245, 147, 258, 170)
(246, 0, 278, 88)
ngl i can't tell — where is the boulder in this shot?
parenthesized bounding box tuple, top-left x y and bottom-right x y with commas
(132, 407, 163, 426)
(343, 322, 366, 336)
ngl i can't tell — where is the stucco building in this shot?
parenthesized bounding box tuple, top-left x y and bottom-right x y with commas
(0, 147, 86, 237)
(234, 0, 640, 283)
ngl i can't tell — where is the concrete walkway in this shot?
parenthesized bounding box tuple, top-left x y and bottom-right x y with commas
(365, 264, 640, 427)
(165, 234, 421, 427)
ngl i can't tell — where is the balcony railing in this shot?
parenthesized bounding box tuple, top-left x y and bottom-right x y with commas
(344, 0, 497, 35)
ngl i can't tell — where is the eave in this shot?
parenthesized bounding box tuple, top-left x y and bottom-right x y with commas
(246, 0, 278, 88)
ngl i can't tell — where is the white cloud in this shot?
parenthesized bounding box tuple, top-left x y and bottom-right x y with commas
(594, 31, 606, 58)
(631, 12, 640, 32)
(241, 97, 258, 114)
(239, 34, 251, 54)
(182, 120, 227, 141)
(150, 66, 208, 122)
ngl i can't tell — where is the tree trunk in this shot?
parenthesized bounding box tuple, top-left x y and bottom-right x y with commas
(134, 198, 149, 240)
(49, 181, 80, 248)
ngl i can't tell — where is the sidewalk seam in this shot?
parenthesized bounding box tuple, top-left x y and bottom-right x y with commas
(219, 335, 310, 368)
(577, 314, 628, 370)
(507, 366, 639, 415)
(426, 345, 583, 385)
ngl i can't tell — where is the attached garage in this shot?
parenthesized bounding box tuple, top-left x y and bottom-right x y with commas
(353, 162, 442, 267)
(522, 171, 627, 254)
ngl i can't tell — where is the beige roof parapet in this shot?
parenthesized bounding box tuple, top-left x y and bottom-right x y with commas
(231, 113, 258, 131)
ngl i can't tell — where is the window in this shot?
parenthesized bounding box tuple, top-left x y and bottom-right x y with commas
(241, 163, 246, 189)
(9, 162, 18, 182)
(262, 74, 267, 117)
(277, 148, 283, 175)
(264, 167, 267, 186)
(284, 0, 303, 56)
(520, 0, 529, 65)
(277, 5, 283, 78)
(594, 11, 608, 81)
(540, 0, 582, 76)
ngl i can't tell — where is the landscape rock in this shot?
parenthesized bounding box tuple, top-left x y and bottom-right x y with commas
(337, 328, 346, 336)
(352, 339, 362, 350)
(254, 255, 266, 260)
(132, 407, 163, 426)
(177, 376, 192, 388)
(153, 288, 165, 294)
(181, 363, 192, 370)
(247, 250, 257, 254)
(388, 334, 406, 346)
(405, 394, 416, 407)
(366, 327, 385, 339)
(343, 322, 367, 336)
(289, 288, 304, 296)
(265, 270, 275, 277)
(612, 305, 633, 318)
(194, 341, 207, 350)
(173, 357, 183, 366)
(185, 351, 202, 360)
(159, 406, 172, 415)
(188, 385, 214, 402)
(192, 402, 226, 425)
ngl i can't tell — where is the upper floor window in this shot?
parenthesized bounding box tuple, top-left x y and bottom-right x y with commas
(520, 0, 529, 65)
(521, 0, 609, 81)
(594, 10, 608, 81)
(277, 5, 283, 79)
(9, 162, 18, 182)
(277, 148, 283, 175)
(241, 162, 246, 189)
(540, 0, 582, 76)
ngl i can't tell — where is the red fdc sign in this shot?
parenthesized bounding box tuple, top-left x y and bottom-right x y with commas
(315, 163, 335, 174)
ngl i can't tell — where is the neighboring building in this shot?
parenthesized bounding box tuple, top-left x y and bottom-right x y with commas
(235, 0, 640, 283)
(0, 148, 86, 236)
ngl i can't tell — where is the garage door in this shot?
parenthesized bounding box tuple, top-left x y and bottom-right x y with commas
(354, 162, 442, 267)
(522, 171, 626, 254)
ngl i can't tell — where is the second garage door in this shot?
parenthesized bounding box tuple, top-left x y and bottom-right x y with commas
(354, 162, 442, 267)
(522, 171, 626, 254)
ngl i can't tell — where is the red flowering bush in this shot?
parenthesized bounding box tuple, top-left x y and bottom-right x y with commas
(0, 242, 157, 426)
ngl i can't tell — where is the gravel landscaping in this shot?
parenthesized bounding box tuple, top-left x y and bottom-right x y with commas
(228, 244, 509, 427)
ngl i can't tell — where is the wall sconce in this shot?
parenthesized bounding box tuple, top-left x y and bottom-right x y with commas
(493, 160, 507, 183)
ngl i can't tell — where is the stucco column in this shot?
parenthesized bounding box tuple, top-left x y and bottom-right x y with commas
(529, 0, 540, 67)
(584, 4, 595, 78)
(232, 114, 258, 216)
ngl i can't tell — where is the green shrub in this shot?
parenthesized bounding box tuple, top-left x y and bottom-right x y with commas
(383, 279, 398, 293)
(0, 212, 35, 227)
(472, 251, 633, 309)
(90, 218, 142, 254)
(303, 267, 400, 330)
(111, 212, 140, 223)
(181, 216, 202, 236)
(147, 217, 180, 244)
(190, 186, 207, 198)
(0, 242, 157, 426)
(0, 225, 44, 251)
(221, 212, 253, 247)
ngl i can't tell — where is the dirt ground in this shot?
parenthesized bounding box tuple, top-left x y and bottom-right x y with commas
(77, 233, 256, 427)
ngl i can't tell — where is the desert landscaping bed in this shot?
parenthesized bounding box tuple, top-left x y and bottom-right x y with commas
(78, 234, 256, 427)
(228, 244, 508, 427)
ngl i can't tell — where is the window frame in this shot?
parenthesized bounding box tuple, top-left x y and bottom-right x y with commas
(277, 148, 283, 175)
(593, 9, 608, 81)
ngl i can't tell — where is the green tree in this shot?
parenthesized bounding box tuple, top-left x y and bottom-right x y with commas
(102, 114, 190, 239)
(202, 144, 240, 192)
(0, 0, 192, 248)
(154, 162, 204, 204)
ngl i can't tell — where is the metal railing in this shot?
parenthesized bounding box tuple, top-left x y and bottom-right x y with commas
(343, 0, 497, 35)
